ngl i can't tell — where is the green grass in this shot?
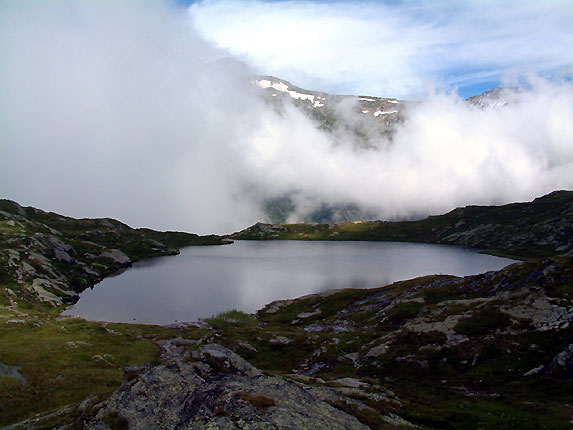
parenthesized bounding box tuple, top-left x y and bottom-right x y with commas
(384, 301, 423, 325)
(0, 315, 159, 425)
(205, 310, 257, 330)
(422, 284, 460, 304)
(454, 308, 512, 337)
(398, 384, 572, 430)
(239, 333, 317, 374)
(102, 411, 130, 430)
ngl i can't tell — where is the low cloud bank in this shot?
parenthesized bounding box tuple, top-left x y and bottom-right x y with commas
(1, 1, 571, 234)
(245, 79, 573, 223)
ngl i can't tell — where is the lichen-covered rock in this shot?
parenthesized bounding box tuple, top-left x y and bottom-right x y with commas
(500, 294, 572, 331)
(30, 279, 64, 306)
(262, 299, 294, 314)
(99, 249, 131, 265)
(404, 314, 467, 335)
(84, 345, 369, 430)
(268, 335, 293, 345)
(545, 342, 573, 379)
(0, 361, 27, 387)
(40, 234, 77, 263)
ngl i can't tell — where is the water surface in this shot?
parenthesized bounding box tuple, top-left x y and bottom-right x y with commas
(63, 240, 516, 324)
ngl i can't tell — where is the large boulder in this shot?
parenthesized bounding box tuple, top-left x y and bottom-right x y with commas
(85, 344, 368, 429)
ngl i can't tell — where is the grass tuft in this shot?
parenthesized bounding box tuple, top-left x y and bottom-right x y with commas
(204, 310, 256, 330)
(454, 308, 511, 337)
(102, 411, 130, 430)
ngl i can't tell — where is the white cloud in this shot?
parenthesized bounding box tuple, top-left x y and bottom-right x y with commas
(242, 79, 573, 221)
(0, 0, 264, 234)
(188, 0, 573, 98)
(0, 1, 571, 236)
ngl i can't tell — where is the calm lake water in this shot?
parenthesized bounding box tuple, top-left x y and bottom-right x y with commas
(62, 240, 516, 325)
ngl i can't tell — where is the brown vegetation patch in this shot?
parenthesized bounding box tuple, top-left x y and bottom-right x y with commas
(235, 391, 276, 411)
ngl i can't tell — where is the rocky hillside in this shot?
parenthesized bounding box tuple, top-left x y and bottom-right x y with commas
(0, 199, 229, 307)
(1, 196, 572, 429)
(230, 190, 573, 259)
(255, 76, 518, 141)
(255, 76, 404, 135)
(466, 87, 520, 110)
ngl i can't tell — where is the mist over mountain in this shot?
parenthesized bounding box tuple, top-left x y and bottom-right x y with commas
(1, 3, 572, 426)
(0, 1, 572, 234)
(251, 78, 573, 224)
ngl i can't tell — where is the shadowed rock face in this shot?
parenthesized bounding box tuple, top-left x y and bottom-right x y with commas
(0, 199, 229, 306)
(85, 344, 370, 430)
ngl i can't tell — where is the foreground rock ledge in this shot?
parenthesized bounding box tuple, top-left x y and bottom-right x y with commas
(85, 344, 377, 429)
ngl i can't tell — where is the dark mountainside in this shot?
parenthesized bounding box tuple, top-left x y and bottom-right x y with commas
(0, 192, 572, 429)
(0, 199, 229, 307)
(231, 190, 573, 259)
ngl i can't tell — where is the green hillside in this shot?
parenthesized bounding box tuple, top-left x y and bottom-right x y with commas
(231, 190, 573, 259)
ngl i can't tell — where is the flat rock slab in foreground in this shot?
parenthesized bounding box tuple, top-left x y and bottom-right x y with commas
(85, 344, 369, 429)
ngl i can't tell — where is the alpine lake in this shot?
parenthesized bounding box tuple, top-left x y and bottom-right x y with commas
(62, 240, 517, 325)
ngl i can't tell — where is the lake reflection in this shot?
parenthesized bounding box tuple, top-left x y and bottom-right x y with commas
(62, 240, 516, 324)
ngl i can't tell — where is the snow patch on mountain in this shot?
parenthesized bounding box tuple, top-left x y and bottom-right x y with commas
(374, 110, 398, 116)
(256, 79, 325, 107)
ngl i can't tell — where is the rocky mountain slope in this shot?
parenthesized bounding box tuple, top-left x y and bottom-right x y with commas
(230, 190, 573, 259)
(0, 199, 229, 307)
(255, 76, 404, 133)
(466, 87, 520, 110)
(255, 76, 516, 140)
(1, 196, 572, 429)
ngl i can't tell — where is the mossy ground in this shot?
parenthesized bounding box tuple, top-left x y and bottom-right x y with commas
(204, 309, 257, 330)
(0, 299, 210, 426)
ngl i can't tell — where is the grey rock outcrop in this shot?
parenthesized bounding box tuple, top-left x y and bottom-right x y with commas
(85, 344, 368, 429)
(32, 233, 77, 263)
(0, 361, 27, 387)
(99, 249, 131, 265)
(545, 342, 573, 379)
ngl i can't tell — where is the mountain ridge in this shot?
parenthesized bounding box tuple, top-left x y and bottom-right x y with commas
(230, 190, 573, 259)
